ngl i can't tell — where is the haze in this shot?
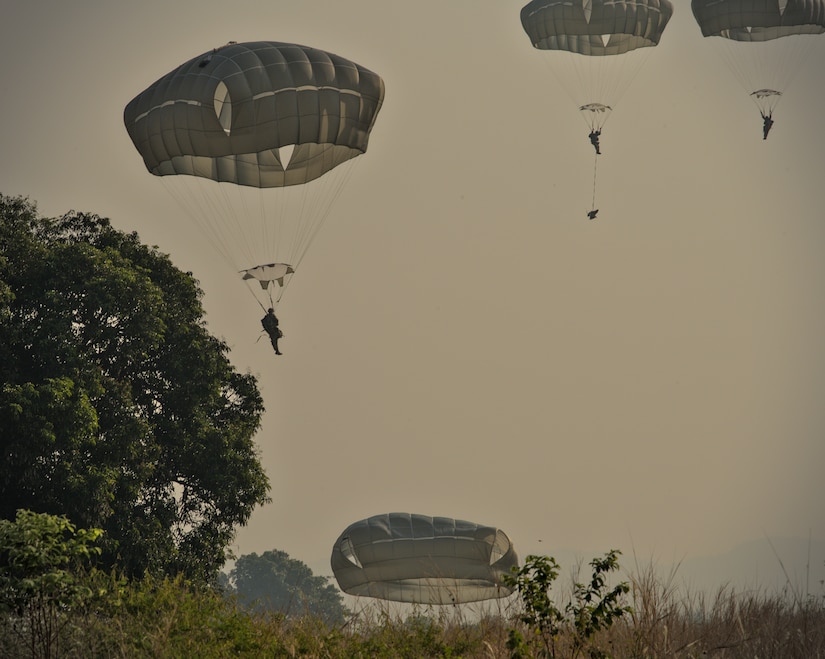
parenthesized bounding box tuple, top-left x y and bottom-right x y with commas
(2, 0, 823, 594)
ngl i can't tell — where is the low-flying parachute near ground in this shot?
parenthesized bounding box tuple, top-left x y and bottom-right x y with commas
(124, 41, 384, 309)
(691, 0, 825, 140)
(520, 0, 673, 216)
(330, 513, 519, 604)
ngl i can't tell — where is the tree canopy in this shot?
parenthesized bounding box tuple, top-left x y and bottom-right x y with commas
(0, 194, 270, 581)
(228, 550, 347, 625)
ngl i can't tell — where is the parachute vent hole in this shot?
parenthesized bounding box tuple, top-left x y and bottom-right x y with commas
(340, 537, 362, 568)
(490, 530, 510, 565)
(279, 144, 296, 170)
(213, 81, 231, 135)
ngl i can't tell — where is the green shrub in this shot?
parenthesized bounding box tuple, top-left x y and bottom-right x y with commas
(504, 550, 631, 658)
(0, 510, 102, 659)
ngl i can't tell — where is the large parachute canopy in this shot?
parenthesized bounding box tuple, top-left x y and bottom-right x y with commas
(691, 0, 825, 119)
(330, 513, 519, 605)
(124, 41, 385, 308)
(520, 0, 674, 131)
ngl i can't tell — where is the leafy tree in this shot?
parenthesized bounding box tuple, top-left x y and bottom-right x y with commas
(228, 550, 347, 624)
(0, 509, 103, 659)
(0, 194, 270, 581)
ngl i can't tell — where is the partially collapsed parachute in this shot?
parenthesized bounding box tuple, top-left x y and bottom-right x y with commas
(330, 513, 518, 604)
(124, 41, 384, 307)
(692, 0, 825, 119)
(520, 0, 674, 131)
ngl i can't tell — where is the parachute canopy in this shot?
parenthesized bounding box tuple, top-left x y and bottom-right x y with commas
(519, 1, 673, 212)
(520, 0, 674, 56)
(691, 0, 825, 120)
(124, 41, 384, 307)
(691, 0, 825, 42)
(519, 0, 673, 132)
(124, 40, 384, 187)
(330, 513, 519, 605)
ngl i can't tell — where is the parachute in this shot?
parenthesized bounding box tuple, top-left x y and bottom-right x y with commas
(330, 513, 519, 604)
(124, 41, 385, 309)
(520, 0, 674, 132)
(520, 0, 673, 214)
(691, 0, 825, 129)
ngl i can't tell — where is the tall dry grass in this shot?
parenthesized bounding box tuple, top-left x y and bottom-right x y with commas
(334, 559, 825, 658)
(609, 559, 825, 658)
(2, 563, 823, 657)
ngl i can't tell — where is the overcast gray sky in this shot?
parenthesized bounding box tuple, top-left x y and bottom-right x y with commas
(2, 0, 824, 593)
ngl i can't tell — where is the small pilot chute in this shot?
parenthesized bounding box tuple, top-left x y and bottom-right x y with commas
(241, 263, 295, 291)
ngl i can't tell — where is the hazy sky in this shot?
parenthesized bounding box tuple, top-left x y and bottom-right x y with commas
(2, 0, 824, 592)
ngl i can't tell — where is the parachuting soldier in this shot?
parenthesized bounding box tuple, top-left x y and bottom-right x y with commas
(761, 111, 774, 140)
(589, 129, 601, 155)
(261, 308, 283, 355)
